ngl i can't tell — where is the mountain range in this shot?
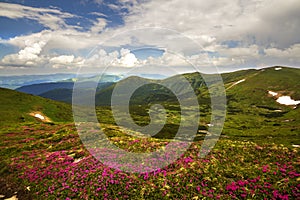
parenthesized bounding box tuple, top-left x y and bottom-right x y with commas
(18, 66, 298, 109)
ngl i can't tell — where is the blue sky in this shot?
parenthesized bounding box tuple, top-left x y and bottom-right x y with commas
(0, 0, 300, 75)
(0, 0, 126, 39)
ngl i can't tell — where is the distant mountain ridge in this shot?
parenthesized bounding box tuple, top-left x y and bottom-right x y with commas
(16, 82, 75, 95)
(0, 73, 76, 89)
(10, 66, 300, 109)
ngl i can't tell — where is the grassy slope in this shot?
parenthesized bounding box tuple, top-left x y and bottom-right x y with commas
(0, 66, 299, 199)
(222, 67, 300, 145)
(0, 87, 73, 124)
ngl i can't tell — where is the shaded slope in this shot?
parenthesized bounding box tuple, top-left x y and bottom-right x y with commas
(16, 82, 74, 95)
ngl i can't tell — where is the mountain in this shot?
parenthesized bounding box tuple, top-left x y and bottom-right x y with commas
(224, 66, 300, 109)
(39, 88, 73, 103)
(0, 73, 76, 89)
(95, 73, 208, 106)
(0, 87, 73, 124)
(125, 73, 166, 80)
(16, 82, 74, 95)
(39, 82, 114, 103)
(13, 74, 122, 103)
(95, 66, 300, 145)
(94, 66, 300, 106)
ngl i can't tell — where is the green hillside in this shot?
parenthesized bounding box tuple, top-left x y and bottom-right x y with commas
(0, 87, 73, 124)
(225, 66, 300, 107)
(0, 67, 299, 199)
(95, 73, 207, 106)
(93, 66, 300, 145)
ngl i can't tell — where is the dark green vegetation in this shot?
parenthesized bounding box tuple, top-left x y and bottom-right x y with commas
(0, 66, 299, 199)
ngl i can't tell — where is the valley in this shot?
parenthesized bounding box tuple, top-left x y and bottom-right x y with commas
(0, 66, 299, 199)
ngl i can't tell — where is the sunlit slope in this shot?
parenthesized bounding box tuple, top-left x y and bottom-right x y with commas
(0, 87, 73, 124)
(225, 66, 300, 108)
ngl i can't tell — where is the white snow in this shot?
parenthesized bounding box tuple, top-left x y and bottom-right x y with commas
(268, 91, 278, 96)
(233, 79, 245, 85)
(267, 91, 300, 106)
(275, 67, 282, 71)
(227, 79, 246, 90)
(34, 113, 45, 120)
(276, 96, 300, 106)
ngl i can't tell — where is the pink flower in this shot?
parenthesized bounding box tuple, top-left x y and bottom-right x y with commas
(226, 182, 239, 191)
(262, 165, 270, 173)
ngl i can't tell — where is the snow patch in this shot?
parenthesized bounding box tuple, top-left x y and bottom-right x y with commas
(268, 91, 278, 97)
(227, 79, 246, 90)
(276, 96, 300, 106)
(29, 111, 51, 122)
(275, 67, 282, 71)
(34, 114, 45, 120)
(233, 79, 245, 85)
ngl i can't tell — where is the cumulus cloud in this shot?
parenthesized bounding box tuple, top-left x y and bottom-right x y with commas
(0, 40, 85, 69)
(85, 48, 139, 68)
(1, 41, 46, 67)
(49, 55, 84, 69)
(118, 48, 138, 67)
(50, 55, 75, 64)
(1, 0, 300, 74)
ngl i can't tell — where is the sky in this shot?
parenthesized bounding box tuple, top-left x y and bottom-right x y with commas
(0, 0, 300, 75)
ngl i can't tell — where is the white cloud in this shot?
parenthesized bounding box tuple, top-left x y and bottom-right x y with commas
(0, 40, 84, 69)
(89, 12, 107, 17)
(90, 18, 107, 34)
(0, 2, 76, 30)
(85, 48, 139, 68)
(117, 1, 299, 53)
(117, 48, 138, 67)
(5, 29, 102, 52)
(1, 41, 46, 67)
(264, 44, 300, 60)
(1, 1, 300, 74)
(50, 55, 75, 64)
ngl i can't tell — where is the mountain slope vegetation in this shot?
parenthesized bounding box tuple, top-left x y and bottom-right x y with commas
(0, 87, 73, 124)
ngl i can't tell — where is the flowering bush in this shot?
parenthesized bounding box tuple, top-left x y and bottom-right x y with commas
(1, 123, 299, 199)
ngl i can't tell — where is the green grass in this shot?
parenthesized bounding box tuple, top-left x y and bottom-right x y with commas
(0, 87, 73, 124)
(0, 66, 299, 199)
